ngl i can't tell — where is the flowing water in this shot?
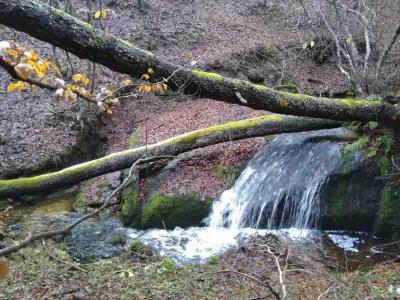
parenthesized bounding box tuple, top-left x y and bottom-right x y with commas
(207, 129, 342, 230)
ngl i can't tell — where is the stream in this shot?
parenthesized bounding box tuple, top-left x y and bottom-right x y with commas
(7, 129, 398, 267)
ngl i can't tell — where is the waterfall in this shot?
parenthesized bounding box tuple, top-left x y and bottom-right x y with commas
(207, 128, 343, 230)
(127, 128, 345, 264)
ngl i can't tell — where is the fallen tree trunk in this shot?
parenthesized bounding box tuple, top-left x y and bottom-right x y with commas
(0, 0, 399, 123)
(0, 115, 342, 198)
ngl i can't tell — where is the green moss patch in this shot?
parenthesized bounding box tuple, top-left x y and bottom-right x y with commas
(141, 193, 212, 229)
(120, 185, 141, 227)
(377, 184, 400, 239)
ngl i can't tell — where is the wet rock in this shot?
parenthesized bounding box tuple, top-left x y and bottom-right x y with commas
(375, 184, 400, 240)
(129, 240, 154, 256)
(320, 151, 385, 231)
(64, 218, 127, 261)
(120, 183, 141, 227)
(140, 193, 213, 229)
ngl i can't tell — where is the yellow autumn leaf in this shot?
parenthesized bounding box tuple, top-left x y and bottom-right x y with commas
(48, 62, 63, 77)
(94, 10, 107, 19)
(64, 87, 77, 102)
(72, 73, 90, 86)
(162, 83, 168, 90)
(141, 74, 150, 80)
(29, 83, 35, 94)
(5, 48, 18, 59)
(279, 98, 288, 108)
(144, 84, 152, 93)
(31, 61, 49, 79)
(7, 81, 26, 92)
(147, 67, 154, 75)
(122, 79, 133, 86)
(15, 63, 32, 80)
(138, 85, 145, 92)
(0, 260, 9, 278)
(155, 83, 163, 91)
(24, 50, 38, 62)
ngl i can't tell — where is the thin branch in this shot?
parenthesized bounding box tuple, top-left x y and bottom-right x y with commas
(215, 270, 281, 300)
(266, 245, 288, 300)
(376, 23, 400, 78)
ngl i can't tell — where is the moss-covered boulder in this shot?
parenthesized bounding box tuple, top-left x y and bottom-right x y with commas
(140, 193, 213, 229)
(320, 152, 385, 231)
(376, 184, 400, 240)
(120, 184, 141, 228)
(129, 240, 153, 256)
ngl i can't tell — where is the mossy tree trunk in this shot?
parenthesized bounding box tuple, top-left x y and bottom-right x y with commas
(0, 0, 400, 123)
(0, 114, 342, 198)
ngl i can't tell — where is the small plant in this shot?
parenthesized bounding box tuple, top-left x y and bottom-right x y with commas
(342, 122, 395, 175)
(207, 256, 218, 265)
(108, 233, 126, 246)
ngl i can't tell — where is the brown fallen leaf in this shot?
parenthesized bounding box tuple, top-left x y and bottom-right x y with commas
(0, 259, 9, 278)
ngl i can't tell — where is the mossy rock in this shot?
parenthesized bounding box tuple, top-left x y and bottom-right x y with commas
(120, 184, 141, 227)
(129, 240, 153, 256)
(141, 193, 212, 229)
(320, 151, 384, 231)
(376, 184, 400, 240)
(108, 233, 126, 246)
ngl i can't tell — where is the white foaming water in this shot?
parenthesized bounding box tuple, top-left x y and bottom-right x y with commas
(129, 129, 346, 264)
(127, 227, 315, 264)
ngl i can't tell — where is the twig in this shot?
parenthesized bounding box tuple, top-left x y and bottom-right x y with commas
(370, 240, 400, 253)
(266, 245, 288, 300)
(317, 285, 335, 300)
(48, 254, 87, 272)
(215, 269, 281, 300)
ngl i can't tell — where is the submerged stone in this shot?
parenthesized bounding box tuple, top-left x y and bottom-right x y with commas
(64, 218, 127, 261)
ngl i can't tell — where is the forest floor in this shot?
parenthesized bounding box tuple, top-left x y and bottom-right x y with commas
(1, 232, 400, 299)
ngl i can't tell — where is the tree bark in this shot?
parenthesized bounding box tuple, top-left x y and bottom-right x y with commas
(0, 0, 399, 123)
(0, 115, 342, 198)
